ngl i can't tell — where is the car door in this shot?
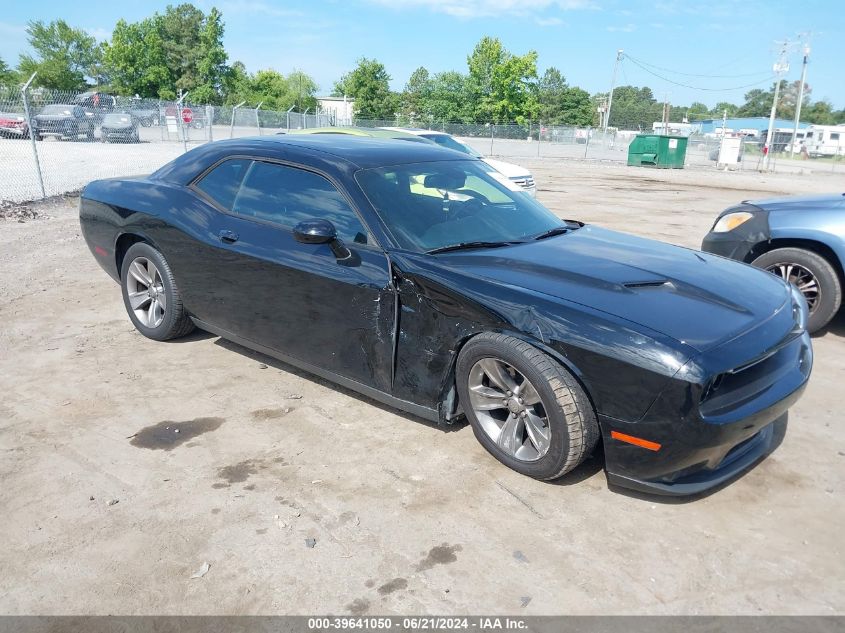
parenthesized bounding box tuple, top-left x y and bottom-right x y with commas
(190, 158, 395, 393)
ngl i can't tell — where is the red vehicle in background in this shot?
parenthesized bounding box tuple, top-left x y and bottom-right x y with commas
(0, 112, 31, 139)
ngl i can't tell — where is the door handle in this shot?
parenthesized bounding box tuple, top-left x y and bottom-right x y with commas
(218, 229, 239, 244)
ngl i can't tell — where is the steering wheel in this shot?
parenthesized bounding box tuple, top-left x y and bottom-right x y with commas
(450, 192, 489, 220)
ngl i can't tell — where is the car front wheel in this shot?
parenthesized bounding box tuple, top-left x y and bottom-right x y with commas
(120, 242, 195, 341)
(456, 333, 599, 480)
(752, 247, 842, 333)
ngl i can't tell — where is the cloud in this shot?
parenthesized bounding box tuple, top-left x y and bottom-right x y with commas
(367, 0, 598, 19)
(536, 17, 566, 26)
(606, 23, 636, 32)
(201, 0, 304, 18)
(85, 27, 111, 42)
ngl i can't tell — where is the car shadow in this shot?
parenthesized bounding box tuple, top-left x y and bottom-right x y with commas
(547, 443, 606, 487)
(813, 310, 845, 338)
(606, 413, 789, 504)
(213, 337, 466, 434)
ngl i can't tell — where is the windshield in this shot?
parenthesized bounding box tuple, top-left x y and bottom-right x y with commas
(103, 114, 132, 125)
(41, 105, 72, 115)
(421, 134, 482, 157)
(356, 159, 563, 253)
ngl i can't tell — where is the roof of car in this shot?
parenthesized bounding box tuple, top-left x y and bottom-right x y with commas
(382, 127, 447, 136)
(152, 134, 471, 184)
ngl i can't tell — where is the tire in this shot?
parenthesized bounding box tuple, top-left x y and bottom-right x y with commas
(87, 128, 95, 142)
(751, 247, 842, 333)
(120, 242, 195, 341)
(456, 333, 599, 480)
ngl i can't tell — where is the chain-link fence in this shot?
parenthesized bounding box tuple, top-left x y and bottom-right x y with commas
(0, 86, 333, 203)
(2, 85, 841, 204)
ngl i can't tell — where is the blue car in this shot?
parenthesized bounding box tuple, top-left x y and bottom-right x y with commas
(702, 193, 845, 333)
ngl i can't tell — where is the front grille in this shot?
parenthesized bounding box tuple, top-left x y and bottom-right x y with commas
(699, 332, 808, 419)
(509, 176, 535, 189)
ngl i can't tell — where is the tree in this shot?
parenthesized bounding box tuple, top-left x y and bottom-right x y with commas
(736, 84, 780, 118)
(333, 58, 398, 120)
(18, 19, 101, 90)
(0, 57, 18, 85)
(711, 101, 738, 118)
(192, 7, 229, 104)
(686, 101, 709, 120)
(606, 85, 660, 130)
(778, 80, 812, 121)
(159, 3, 205, 94)
(401, 66, 432, 120)
(465, 36, 539, 124)
(538, 67, 568, 123)
(223, 64, 317, 111)
(104, 17, 172, 97)
(558, 86, 592, 126)
(803, 100, 836, 125)
(427, 71, 468, 122)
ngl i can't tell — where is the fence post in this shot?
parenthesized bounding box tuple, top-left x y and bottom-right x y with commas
(255, 102, 263, 136)
(490, 124, 494, 155)
(176, 91, 189, 153)
(230, 101, 245, 139)
(206, 106, 214, 142)
(537, 121, 541, 157)
(584, 127, 591, 159)
(20, 73, 46, 199)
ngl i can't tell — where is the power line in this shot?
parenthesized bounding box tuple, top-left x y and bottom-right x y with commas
(624, 53, 773, 79)
(622, 55, 777, 92)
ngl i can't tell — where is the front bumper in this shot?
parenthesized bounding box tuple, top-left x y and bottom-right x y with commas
(700, 207, 770, 263)
(0, 125, 28, 137)
(601, 328, 812, 496)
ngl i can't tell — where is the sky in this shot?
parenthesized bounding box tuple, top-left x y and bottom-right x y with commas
(2, 0, 844, 109)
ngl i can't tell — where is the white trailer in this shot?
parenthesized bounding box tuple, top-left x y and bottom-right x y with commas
(803, 124, 845, 157)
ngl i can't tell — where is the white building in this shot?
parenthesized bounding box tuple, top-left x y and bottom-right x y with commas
(317, 96, 355, 126)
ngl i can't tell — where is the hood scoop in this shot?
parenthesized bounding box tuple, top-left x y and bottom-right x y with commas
(623, 280, 673, 289)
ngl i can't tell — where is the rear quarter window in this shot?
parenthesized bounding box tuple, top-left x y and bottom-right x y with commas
(194, 158, 252, 210)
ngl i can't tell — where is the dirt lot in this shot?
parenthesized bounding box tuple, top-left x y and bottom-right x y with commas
(1, 161, 843, 615)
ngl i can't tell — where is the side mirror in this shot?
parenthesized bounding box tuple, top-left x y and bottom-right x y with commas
(293, 219, 337, 244)
(293, 218, 352, 261)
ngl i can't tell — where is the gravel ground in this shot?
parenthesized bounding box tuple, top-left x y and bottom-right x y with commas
(0, 159, 843, 615)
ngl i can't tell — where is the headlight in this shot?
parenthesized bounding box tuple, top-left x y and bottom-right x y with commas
(790, 284, 809, 331)
(712, 211, 753, 233)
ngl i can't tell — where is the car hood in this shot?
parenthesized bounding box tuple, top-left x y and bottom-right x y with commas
(746, 193, 845, 212)
(482, 157, 532, 179)
(436, 225, 790, 352)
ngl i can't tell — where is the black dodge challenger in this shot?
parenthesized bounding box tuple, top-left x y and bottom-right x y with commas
(79, 135, 813, 495)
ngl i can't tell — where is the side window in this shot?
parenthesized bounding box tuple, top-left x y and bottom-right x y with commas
(831, 133, 840, 141)
(232, 161, 369, 244)
(195, 158, 252, 211)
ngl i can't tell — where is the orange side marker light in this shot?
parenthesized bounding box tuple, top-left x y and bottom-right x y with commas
(611, 431, 662, 451)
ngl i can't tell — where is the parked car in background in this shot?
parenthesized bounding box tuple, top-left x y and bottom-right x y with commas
(702, 193, 845, 333)
(72, 91, 116, 122)
(31, 104, 95, 141)
(0, 112, 31, 139)
(129, 107, 160, 127)
(100, 112, 140, 143)
(288, 126, 434, 144)
(385, 128, 537, 197)
(79, 135, 812, 496)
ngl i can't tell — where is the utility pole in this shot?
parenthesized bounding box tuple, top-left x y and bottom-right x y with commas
(790, 42, 810, 159)
(763, 41, 789, 171)
(603, 49, 624, 136)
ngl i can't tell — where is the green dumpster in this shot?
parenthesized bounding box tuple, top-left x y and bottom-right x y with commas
(627, 134, 688, 168)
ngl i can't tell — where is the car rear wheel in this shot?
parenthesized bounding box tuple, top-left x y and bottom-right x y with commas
(120, 242, 195, 341)
(456, 333, 599, 480)
(752, 247, 842, 333)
